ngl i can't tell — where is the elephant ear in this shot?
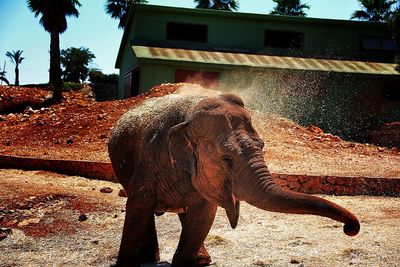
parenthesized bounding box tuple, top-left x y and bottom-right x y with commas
(168, 121, 193, 173)
(223, 180, 240, 229)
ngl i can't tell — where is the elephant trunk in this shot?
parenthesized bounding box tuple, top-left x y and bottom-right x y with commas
(234, 154, 360, 236)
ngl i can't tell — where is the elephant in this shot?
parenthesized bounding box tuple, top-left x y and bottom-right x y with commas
(108, 92, 360, 267)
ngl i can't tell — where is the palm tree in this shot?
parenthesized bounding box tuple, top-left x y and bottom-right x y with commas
(0, 71, 9, 85)
(270, 0, 310, 16)
(194, 0, 239, 11)
(351, 0, 397, 22)
(5, 50, 24, 86)
(105, 0, 148, 29)
(27, 0, 81, 102)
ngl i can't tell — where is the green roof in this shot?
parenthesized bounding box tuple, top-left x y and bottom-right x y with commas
(133, 46, 399, 76)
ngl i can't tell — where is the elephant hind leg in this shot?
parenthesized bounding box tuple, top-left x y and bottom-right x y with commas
(116, 197, 155, 267)
(140, 214, 160, 263)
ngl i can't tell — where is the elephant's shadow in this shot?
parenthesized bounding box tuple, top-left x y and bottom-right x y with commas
(142, 262, 171, 267)
(111, 262, 172, 267)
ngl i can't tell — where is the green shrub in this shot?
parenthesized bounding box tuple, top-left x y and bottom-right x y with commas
(89, 69, 118, 84)
(62, 82, 83, 91)
(21, 82, 83, 92)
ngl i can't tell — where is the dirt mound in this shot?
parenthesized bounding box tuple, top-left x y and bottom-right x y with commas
(0, 84, 179, 161)
(0, 86, 52, 114)
(370, 121, 400, 148)
(0, 83, 399, 178)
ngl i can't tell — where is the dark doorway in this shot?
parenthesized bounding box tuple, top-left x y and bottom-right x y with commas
(124, 66, 140, 98)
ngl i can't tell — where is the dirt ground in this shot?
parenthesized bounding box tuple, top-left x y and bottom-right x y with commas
(0, 169, 399, 267)
(0, 84, 399, 177)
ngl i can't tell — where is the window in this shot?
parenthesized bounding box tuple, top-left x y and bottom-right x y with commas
(166, 22, 208, 42)
(175, 69, 219, 89)
(383, 83, 400, 102)
(360, 36, 397, 52)
(264, 30, 304, 49)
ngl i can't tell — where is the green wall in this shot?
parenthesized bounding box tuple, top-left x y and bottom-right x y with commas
(130, 5, 391, 60)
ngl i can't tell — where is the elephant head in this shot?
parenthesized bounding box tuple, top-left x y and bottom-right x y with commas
(168, 93, 360, 236)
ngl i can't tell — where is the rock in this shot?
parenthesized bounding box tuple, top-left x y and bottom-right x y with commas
(24, 106, 35, 115)
(7, 113, 16, 119)
(0, 228, 12, 241)
(323, 133, 342, 142)
(100, 187, 113, 194)
(307, 125, 323, 134)
(118, 188, 127, 197)
(290, 259, 301, 264)
(18, 218, 40, 227)
(97, 114, 106, 120)
(78, 214, 88, 222)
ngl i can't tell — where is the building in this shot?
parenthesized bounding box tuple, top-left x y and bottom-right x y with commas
(115, 4, 400, 140)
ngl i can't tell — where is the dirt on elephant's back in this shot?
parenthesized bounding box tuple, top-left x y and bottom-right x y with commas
(0, 83, 399, 178)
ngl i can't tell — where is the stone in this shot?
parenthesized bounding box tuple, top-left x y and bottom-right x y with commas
(100, 187, 113, 194)
(78, 214, 88, 222)
(0, 228, 12, 241)
(18, 218, 40, 227)
(288, 181, 301, 190)
(118, 188, 128, 197)
(287, 175, 299, 182)
(273, 178, 288, 187)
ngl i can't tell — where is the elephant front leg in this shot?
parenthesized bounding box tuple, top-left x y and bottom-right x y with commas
(116, 196, 155, 267)
(172, 201, 217, 267)
(178, 213, 212, 265)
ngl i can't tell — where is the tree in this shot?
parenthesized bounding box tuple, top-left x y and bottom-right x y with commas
(5, 50, 24, 86)
(0, 71, 9, 85)
(270, 0, 310, 16)
(194, 0, 239, 11)
(89, 69, 118, 84)
(105, 0, 148, 29)
(60, 47, 95, 83)
(27, 0, 81, 102)
(351, 0, 397, 22)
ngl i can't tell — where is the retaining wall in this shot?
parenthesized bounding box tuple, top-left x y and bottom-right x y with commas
(0, 155, 399, 196)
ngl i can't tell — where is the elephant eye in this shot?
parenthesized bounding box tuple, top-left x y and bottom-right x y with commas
(223, 156, 233, 169)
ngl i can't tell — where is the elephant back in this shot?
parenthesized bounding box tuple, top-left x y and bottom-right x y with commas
(108, 94, 203, 186)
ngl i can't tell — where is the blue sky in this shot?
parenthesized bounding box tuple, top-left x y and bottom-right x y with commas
(0, 0, 361, 85)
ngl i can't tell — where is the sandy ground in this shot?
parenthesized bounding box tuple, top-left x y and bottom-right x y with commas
(1, 169, 399, 267)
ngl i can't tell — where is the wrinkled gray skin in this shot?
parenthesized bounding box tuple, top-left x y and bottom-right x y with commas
(108, 93, 360, 267)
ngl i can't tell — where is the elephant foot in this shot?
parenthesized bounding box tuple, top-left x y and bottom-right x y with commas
(140, 248, 160, 264)
(196, 245, 211, 266)
(171, 246, 211, 267)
